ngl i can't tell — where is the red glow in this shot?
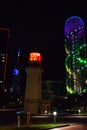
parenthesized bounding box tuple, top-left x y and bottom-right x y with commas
(29, 52, 42, 62)
(0, 28, 10, 31)
(4, 88, 7, 93)
(8, 30, 10, 39)
(0, 28, 10, 41)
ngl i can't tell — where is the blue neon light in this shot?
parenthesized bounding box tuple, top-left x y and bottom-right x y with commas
(13, 68, 19, 75)
(18, 48, 20, 56)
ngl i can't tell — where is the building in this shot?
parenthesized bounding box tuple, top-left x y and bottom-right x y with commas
(41, 80, 66, 114)
(24, 51, 43, 114)
(0, 28, 10, 93)
(64, 16, 87, 94)
(10, 48, 21, 94)
(42, 80, 66, 100)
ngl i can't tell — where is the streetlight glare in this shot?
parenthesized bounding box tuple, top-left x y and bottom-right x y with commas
(53, 111, 57, 116)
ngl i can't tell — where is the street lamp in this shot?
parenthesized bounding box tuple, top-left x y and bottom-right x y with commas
(53, 111, 57, 123)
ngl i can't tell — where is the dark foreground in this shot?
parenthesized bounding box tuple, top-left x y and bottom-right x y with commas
(0, 109, 87, 129)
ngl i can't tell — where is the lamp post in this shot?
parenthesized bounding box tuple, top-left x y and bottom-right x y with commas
(26, 112, 30, 126)
(53, 111, 57, 123)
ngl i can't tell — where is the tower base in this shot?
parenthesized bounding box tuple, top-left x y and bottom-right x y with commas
(24, 99, 41, 115)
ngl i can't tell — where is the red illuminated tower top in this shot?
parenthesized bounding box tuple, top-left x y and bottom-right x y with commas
(28, 51, 42, 66)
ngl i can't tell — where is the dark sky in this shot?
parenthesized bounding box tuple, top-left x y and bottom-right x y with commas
(0, 1, 87, 81)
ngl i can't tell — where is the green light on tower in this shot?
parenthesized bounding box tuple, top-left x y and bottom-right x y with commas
(64, 16, 87, 94)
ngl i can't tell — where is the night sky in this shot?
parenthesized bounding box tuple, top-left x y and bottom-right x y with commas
(0, 1, 87, 81)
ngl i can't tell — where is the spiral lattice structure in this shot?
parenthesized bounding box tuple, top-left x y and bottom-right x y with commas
(64, 16, 87, 94)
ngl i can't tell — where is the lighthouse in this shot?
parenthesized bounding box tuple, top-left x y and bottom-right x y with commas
(24, 51, 43, 114)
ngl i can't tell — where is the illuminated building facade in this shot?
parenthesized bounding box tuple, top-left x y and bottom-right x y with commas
(64, 16, 87, 94)
(0, 28, 10, 93)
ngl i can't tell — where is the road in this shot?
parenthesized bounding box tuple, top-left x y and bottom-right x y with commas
(58, 114, 87, 124)
(50, 124, 87, 130)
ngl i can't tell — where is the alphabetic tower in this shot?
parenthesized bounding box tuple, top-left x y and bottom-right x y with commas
(24, 51, 43, 114)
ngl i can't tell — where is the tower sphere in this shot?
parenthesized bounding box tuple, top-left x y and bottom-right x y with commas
(64, 16, 84, 40)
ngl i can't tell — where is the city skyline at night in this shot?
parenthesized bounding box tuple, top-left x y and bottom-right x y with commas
(0, 1, 87, 82)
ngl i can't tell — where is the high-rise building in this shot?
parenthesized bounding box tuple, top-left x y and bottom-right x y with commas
(64, 16, 87, 94)
(8, 48, 24, 108)
(10, 48, 21, 94)
(0, 28, 10, 93)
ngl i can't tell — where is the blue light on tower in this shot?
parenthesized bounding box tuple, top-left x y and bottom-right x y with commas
(12, 48, 20, 76)
(13, 68, 19, 75)
(10, 48, 21, 95)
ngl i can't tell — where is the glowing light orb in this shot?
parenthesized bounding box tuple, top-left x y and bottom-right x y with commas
(13, 68, 19, 75)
